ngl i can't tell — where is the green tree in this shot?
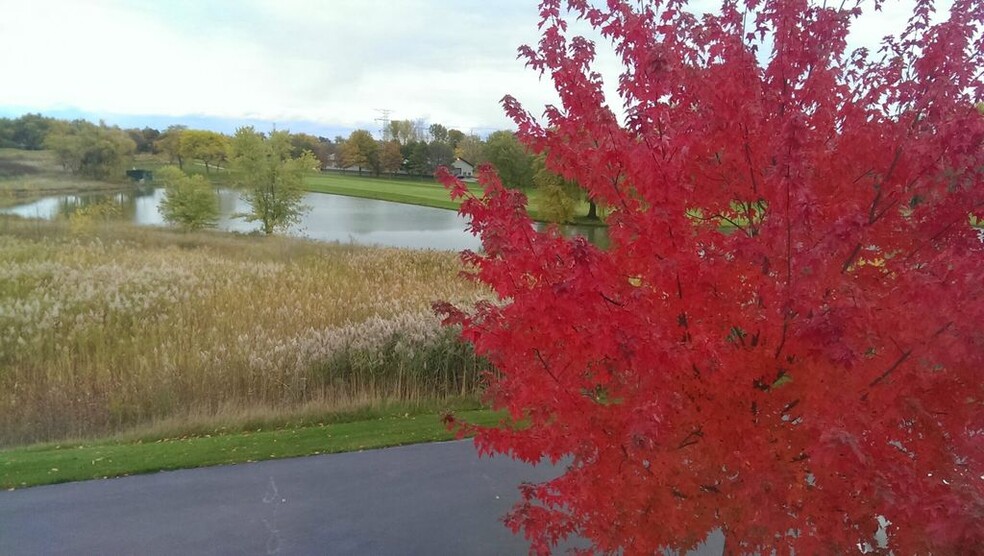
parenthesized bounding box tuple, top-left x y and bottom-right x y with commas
(155, 125, 187, 169)
(405, 141, 430, 175)
(126, 127, 160, 154)
(157, 166, 219, 231)
(483, 130, 533, 189)
(44, 120, 136, 181)
(44, 120, 78, 172)
(289, 133, 330, 168)
(428, 123, 449, 143)
(427, 140, 455, 171)
(401, 140, 453, 176)
(0, 113, 64, 151)
(0, 118, 13, 148)
(10, 113, 53, 150)
(447, 128, 466, 149)
(179, 129, 228, 173)
(229, 127, 316, 235)
(340, 129, 379, 175)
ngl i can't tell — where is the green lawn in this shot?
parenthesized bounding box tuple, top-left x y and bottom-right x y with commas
(305, 172, 468, 211)
(1, 409, 500, 490)
(305, 172, 607, 227)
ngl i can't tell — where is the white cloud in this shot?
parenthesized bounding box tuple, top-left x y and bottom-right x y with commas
(0, 0, 954, 134)
(0, 0, 550, 131)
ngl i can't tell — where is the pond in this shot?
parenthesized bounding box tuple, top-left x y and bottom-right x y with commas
(1, 187, 609, 251)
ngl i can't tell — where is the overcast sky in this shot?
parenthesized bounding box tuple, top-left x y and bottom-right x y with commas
(0, 0, 946, 137)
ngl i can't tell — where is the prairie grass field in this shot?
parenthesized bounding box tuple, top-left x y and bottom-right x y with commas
(0, 217, 490, 447)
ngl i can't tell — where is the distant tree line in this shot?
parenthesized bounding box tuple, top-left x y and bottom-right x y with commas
(0, 112, 597, 223)
(335, 120, 537, 187)
(0, 113, 53, 150)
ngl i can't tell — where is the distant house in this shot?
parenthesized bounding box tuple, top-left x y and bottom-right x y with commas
(450, 158, 474, 178)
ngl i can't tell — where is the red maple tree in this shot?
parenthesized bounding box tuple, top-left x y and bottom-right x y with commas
(436, 0, 983, 553)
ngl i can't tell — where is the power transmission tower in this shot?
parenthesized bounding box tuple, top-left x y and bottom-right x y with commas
(374, 109, 393, 141)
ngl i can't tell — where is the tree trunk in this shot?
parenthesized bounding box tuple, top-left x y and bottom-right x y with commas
(586, 200, 598, 220)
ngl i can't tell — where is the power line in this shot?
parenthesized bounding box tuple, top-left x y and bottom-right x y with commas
(374, 109, 392, 141)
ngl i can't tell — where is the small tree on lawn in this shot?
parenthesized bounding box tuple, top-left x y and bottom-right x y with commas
(157, 166, 219, 231)
(229, 127, 317, 235)
(436, 0, 983, 553)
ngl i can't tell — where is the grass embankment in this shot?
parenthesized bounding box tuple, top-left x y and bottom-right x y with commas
(0, 149, 228, 206)
(305, 172, 607, 227)
(0, 149, 132, 207)
(1, 406, 498, 490)
(306, 173, 466, 211)
(0, 217, 491, 447)
(139, 156, 235, 185)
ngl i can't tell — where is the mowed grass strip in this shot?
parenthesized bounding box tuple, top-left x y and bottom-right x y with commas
(304, 172, 606, 226)
(305, 172, 470, 211)
(1, 409, 500, 490)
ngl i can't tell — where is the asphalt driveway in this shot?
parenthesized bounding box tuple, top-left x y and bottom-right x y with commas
(0, 439, 724, 555)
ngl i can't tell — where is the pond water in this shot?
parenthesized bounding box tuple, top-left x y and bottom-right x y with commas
(2, 187, 609, 251)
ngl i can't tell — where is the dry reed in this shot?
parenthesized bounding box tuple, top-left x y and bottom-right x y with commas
(0, 218, 488, 446)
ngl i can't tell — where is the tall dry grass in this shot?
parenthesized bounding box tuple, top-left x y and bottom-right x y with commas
(0, 217, 489, 446)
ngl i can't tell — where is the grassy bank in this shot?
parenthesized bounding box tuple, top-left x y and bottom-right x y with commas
(0, 149, 133, 207)
(0, 217, 490, 447)
(1, 407, 498, 490)
(305, 171, 607, 227)
(306, 172, 467, 211)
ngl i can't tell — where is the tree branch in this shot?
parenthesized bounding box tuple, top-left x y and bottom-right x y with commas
(868, 349, 912, 387)
(677, 427, 704, 449)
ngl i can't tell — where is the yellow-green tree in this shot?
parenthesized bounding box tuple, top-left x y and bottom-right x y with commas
(454, 134, 485, 165)
(157, 165, 219, 231)
(229, 127, 317, 235)
(155, 125, 186, 169)
(532, 155, 580, 224)
(532, 154, 602, 223)
(178, 129, 228, 173)
(44, 120, 135, 181)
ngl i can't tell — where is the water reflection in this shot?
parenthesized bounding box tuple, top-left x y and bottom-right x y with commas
(552, 222, 609, 249)
(2, 187, 609, 251)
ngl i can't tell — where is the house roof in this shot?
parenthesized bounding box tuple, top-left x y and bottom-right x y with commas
(454, 157, 475, 167)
